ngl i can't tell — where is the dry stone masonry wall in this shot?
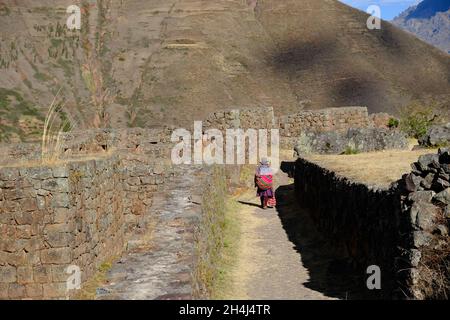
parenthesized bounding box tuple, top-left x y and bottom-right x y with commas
(279, 107, 370, 137)
(396, 149, 450, 299)
(0, 132, 168, 299)
(0, 160, 167, 299)
(294, 150, 450, 299)
(294, 158, 402, 299)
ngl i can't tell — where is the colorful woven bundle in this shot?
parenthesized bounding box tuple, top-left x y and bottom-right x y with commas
(256, 175, 273, 190)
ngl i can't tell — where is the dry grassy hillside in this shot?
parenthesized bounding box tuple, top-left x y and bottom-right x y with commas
(0, 0, 449, 142)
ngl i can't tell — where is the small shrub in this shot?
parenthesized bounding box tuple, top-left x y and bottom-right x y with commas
(398, 102, 439, 139)
(388, 117, 399, 129)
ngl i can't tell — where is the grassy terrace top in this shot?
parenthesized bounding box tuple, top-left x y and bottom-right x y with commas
(303, 149, 438, 188)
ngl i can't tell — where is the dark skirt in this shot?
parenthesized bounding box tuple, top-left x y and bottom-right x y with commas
(257, 188, 274, 198)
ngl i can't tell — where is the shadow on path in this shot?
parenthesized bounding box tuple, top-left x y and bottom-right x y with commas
(275, 162, 370, 300)
(238, 200, 261, 208)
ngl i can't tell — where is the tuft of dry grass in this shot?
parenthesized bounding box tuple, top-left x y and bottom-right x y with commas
(41, 89, 77, 165)
(73, 259, 117, 300)
(304, 148, 438, 187)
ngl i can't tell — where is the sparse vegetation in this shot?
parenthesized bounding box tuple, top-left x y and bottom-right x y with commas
(41, 90, 77, 164)
(398, 102, 439, 139)
(0, 88, 43, 142)
(74, 259, 116, 300)
(342, 145, 359, 155)
(194, 166, 229, 298)
(388, 117, 399, 129)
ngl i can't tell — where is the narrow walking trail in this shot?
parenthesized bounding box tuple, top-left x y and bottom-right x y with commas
(227, 163, 364, 300)
(95, 162, 364, 300)
(227, 168, 334, 299)
(96, 165, 205, 300)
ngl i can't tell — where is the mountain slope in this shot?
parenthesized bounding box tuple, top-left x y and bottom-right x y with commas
(393, 0, 450, 54)
(0, 0, 450, 142)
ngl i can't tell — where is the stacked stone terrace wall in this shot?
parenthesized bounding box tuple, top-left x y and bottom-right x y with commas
(294, 158, 401, 299)
(203, 106, 371, 135)
(0, 155, 166, 299)
(294, 151, 450, 299)
(278, 107, 370, 137)
(0, 127, 171, 299)
(0, 128, 173, 167)
(0, 157, 125, 299)
(203, 107, 276, 131)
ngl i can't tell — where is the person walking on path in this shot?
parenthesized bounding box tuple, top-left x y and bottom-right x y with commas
(255, 157, 274, 209)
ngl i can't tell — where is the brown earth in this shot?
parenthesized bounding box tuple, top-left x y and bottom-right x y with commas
(1, 0, 450, 141)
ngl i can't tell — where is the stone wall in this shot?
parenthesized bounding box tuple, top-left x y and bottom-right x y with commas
(279, 107, 370, 138)
(203, 106, 372, 135)
(292, 128, 408, 155)
(201, 106, 403, 152)
(0, 106, 399, 167)
(294, 157, 402, 298)
(294, 152, 449, 299)
(0, 128, 173, 167)
(0, 156, 125, 299)
(396, 150, 450, 299)
(0, 153, 166, 299)
(203, 107, 276, 131)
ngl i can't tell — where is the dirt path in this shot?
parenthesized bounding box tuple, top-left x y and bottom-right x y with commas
(226, 165, 362, 300)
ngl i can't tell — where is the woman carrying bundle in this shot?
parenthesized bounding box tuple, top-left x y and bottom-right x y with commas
(254, 157, 275, 209)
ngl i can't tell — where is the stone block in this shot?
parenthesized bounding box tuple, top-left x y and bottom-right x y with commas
(8, 283, 25, 299)
(15, 225, 32, 239)
(19, 198, 38, 212)
(17, 266, 33, 284)
(51, 265, 70, 282)
(14, 211, 33, 225)
(41, 178, 69, 192)
(19, 167, 53, 180)
(45, 231, 73, 248)
(41, 248, 72, 264)
(433, 188, 450, 205)
(43, 282, 66, 299)
(52, 167, 69, 178)
(25, 283, 43, 298)
(0, 283, 8, 299)
(53, 208, 72, 224)
(51, 193, 70, 208)
(0, 168, 19, 181)
(0, 265, 17, 283)
(33, 266, 52, 283)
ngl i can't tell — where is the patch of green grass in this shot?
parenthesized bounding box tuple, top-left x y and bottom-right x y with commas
(342, 145, 360, 155)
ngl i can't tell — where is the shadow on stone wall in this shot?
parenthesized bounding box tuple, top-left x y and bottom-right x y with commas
(275, 161, 382, 299)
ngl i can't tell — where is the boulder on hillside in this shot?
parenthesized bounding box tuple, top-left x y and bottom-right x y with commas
(419, 123, 450, 147)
